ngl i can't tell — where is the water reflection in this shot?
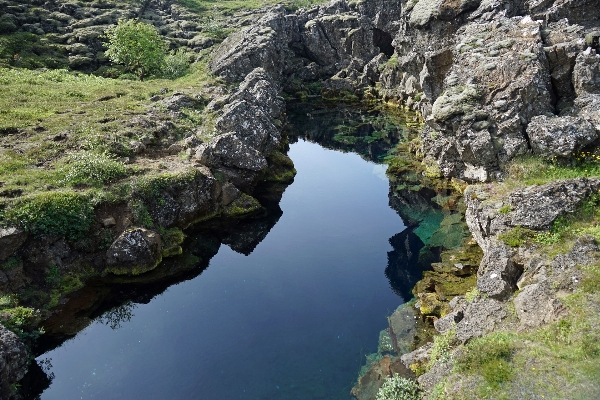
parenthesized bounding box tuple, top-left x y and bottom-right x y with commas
(25, 104, 442, 400)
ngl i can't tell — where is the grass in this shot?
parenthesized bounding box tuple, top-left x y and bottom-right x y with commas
(431, 288, 600, 399)
(2, 191, 95, 239)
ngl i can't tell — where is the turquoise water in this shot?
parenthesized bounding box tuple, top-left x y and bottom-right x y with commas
(34, 138, 417, 400)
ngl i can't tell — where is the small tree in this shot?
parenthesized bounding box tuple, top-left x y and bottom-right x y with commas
(104, 19, 167, 80)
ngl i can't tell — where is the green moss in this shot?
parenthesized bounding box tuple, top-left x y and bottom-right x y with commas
(103, 258, 162, 276)
(1, 256, 20, 271)
(498, 205, 511, 214)
(222, 193, 262, 218)
(498, 225, 536, 247)
(262, 151, 297, 183)
(159, 227, 186, 257)
(2, 191, 94, 240)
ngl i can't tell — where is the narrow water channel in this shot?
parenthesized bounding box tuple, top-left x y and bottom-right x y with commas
(34, 113, 420, 399)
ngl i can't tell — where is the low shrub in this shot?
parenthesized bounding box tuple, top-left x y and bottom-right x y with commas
(60, 152, 130, 187)
(3, 191, 94, 240)
(376, 374, 421, 400)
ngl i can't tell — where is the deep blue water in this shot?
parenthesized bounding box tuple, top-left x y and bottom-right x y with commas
(37, 139, 407, 400)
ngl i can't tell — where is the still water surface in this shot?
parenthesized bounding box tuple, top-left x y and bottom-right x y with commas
(38, 139, 408, 399)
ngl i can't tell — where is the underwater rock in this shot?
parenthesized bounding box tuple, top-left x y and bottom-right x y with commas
(388, 303, 418, 355)
(351, 355, 413, 400)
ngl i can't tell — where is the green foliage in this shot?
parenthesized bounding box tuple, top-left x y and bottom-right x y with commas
(162, 49, 192, 79)
(429, 327, 456, 369)
(464, 287, 480, 303)
(498, 205, 511, 214)
(60, 152, 130, 187)
(0, 306, 42, 343)
(45, 265, 61, 287)
(3, 191, 94, 240)
(130, 199, 154, 228)
(380, 54, 398, 71)
(376, 374, 421, 400)
(1, 257, 20, 271)
(498, 225, 536, 247)
(104, 19, 168, 80)
(456, 332, 515, 388)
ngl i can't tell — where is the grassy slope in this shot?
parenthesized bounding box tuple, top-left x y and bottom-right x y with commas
(422, 156, 600, 399)
(0, 0, 327, 345)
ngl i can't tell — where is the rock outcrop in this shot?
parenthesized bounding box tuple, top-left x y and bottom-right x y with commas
(0, 325, 28, 398)
(207, 0, 600, 182)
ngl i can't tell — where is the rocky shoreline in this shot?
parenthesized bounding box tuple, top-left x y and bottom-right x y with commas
(1, 0, 600, 397)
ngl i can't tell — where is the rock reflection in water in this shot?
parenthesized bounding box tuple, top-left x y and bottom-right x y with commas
(25, 198, 286, 399)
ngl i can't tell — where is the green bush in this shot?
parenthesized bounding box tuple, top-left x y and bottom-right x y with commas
(376, 374, 421, 400)
(162, 49, 192, 79)
(4, 191, 95, 240)
(104, 19, 168, 80)
(60, 152, 129, 187)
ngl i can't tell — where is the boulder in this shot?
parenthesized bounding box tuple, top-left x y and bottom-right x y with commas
(0, 228, 27, 261)
(0, 325, 28, 395)
(476, 241, 520, 299)
(105, 228, 162, 275)
(214, 100, 279, 152)
(508, 178, 600, 230)
(513, 282, 566, 328)
(527, 115, 598, 158)
(454, 297, 507, 342)
(573, 48, 600, 96)
(197, 133, 268, 172)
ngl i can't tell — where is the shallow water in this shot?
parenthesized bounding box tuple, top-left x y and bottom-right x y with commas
(36, 138, 415, 400)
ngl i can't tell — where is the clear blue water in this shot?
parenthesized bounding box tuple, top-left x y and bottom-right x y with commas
(36, 139, 408, 400)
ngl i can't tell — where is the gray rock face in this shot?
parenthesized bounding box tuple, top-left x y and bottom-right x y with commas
(508, 178, 600, 230)
(400, 342, 433, 369)
(454, 297, 507, 342)
(0, 324, 28, 393)
(573, 48, 600, 96)
(476, 242, 520, 299)
(210, 0, 401, 86)
(417, 359, 452, 391)
(528, 115, 598, 158)
(0, 228, 27, 261)
(466, 178, 600, 248)
(513, 236, 599, 328)
(209, 7, 298, 82)
(105, 228, 162, 275)
(215, 100, 280, 153)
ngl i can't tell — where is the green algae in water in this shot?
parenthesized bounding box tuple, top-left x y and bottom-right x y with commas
(379, 329, 395, 354)
(413, 211, 445, 244)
